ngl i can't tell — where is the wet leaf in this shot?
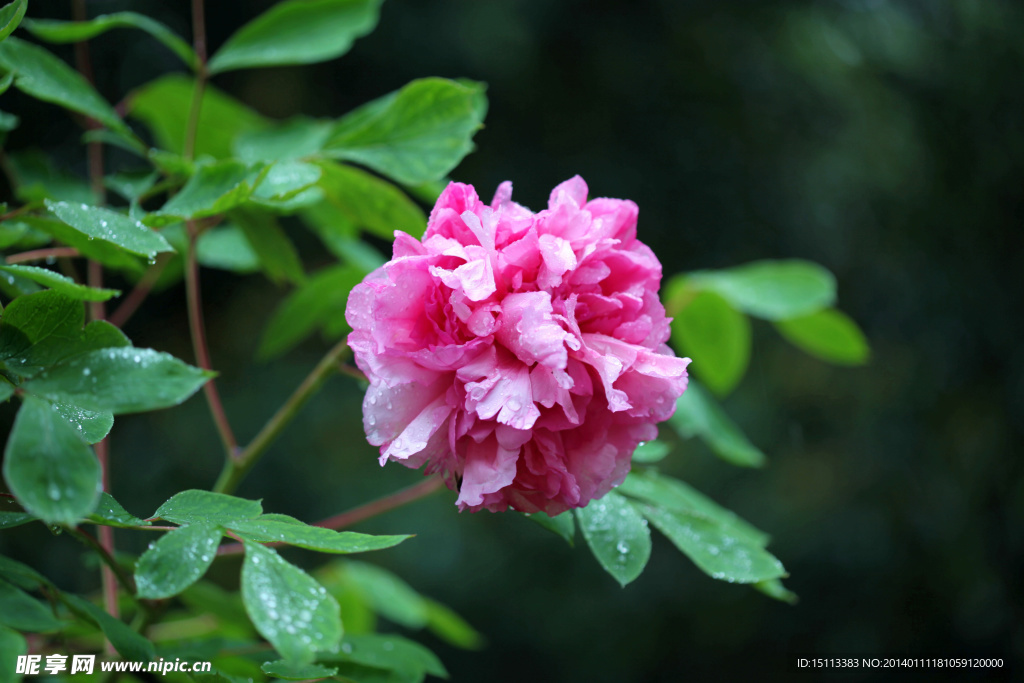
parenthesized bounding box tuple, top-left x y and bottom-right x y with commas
(154, 490, 262, 526)
(228, 517, 409, 555)
(639, 504, 786, 584)
(46, 200, 174, 258)
(575, 490, 651, 587)
(0, 265, 119, 302)
(24, 347, 211, 414)
(2, 396, 101, 526)
(135, 523, 221, 599)
(241, 542, 342, 663)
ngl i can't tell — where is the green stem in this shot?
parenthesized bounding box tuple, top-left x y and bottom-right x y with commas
(213, 339, 352, 495)
(69, 528, 135, 596)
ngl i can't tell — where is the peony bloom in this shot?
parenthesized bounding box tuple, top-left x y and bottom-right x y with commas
(346, 176, 690, 515)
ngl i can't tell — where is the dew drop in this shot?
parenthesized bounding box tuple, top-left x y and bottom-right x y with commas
(48, 484, 61, 501)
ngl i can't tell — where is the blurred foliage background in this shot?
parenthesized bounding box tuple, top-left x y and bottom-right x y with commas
(2, 0, 1022, 680)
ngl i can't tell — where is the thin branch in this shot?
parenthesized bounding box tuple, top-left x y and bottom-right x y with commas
(87, 261, 106, 323)
(0, 201, 43, 222)
(4, 247, 80, 264)
(72, 0, 116, 652)
(69, 527, 135, 596)
(216, 476, 445, 557)
(184, 0, 208, 161)
(185, 220, 238, 457)
(108, 253, 171, 328)
(337, 362, 368, 384)
(315, 476, 445, 531)
(213, 339, 351, 495)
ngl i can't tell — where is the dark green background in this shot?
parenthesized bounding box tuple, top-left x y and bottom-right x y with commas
(1, 0, 1021, 680)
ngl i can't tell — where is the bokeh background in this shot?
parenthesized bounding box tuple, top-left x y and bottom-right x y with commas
(2, 0, 1022, 680)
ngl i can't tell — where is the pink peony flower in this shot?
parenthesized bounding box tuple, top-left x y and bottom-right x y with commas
(346, 176, 690, 515)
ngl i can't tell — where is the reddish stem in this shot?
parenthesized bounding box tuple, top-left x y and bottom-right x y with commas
(108, 253, 171, 329)
(4, 247, 80, 264)
(185, 220, 238, 457)
(215, 477, 445, 557)
(72, 0, 116, 649)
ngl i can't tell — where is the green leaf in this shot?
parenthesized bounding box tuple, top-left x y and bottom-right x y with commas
(0, 265, 119, 302)
(0, 289, 82, 372)
(632, 440, 671, 464)
(755, 577, 798, 604)
(233, 118, 333, 163)
(52, 401, 113, 444)
(196, 225, 260, 273)
(2, 396, 101, 526)
(258, 265, 363, 359)
(307, 223, 386, 273)
(313, 161, 426, 240)
(575, 490, 651, 587)
(179, 581, 256, 638)
(0, 292, 131, 378)
(669, 381, 766, 468)
(323, 634, 447, 680)
(323, 78, 488, 185)
(0, 0, 27, 42)
(24, 347, 211, 414)
(0, 577, 63, 632)
(0, 625, 28, 683)
(21, 215, 145, 274)
(231, 208, 305, 285)
(208, 0, 383, 74)
(154, 490, 262, 526)
(105, 169, 159, 202)
(46, 200, 174, 258)
(228, 517, 409, 554)
(62, 593, 154, 661)
(0, 512, 35, 530)
(617, 469, 769, 547)
(775, 308, 870, 365)
(252, 160, 322, 201)
(4, 149, 96, 204)
(241, 542, 342, 663)
(128, 75, 268, 159)
(135, 523, 221, 599)
(639, 504, 787, 584)
(22, 13, 198, 71)
(154, 160, 264, 223)
(422, 598, 484, 651)
(0, 37, 132, 138)
(687, 259, 836, 321)
(0, 109, 17, 134)
(341, 561, 428, 628)
(0, 554, 51, 590)
(522, 511, 575, 546)
(669, 288, 750, 397)
(260, 660, 338, 681)
(87, 492, 149, 529)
